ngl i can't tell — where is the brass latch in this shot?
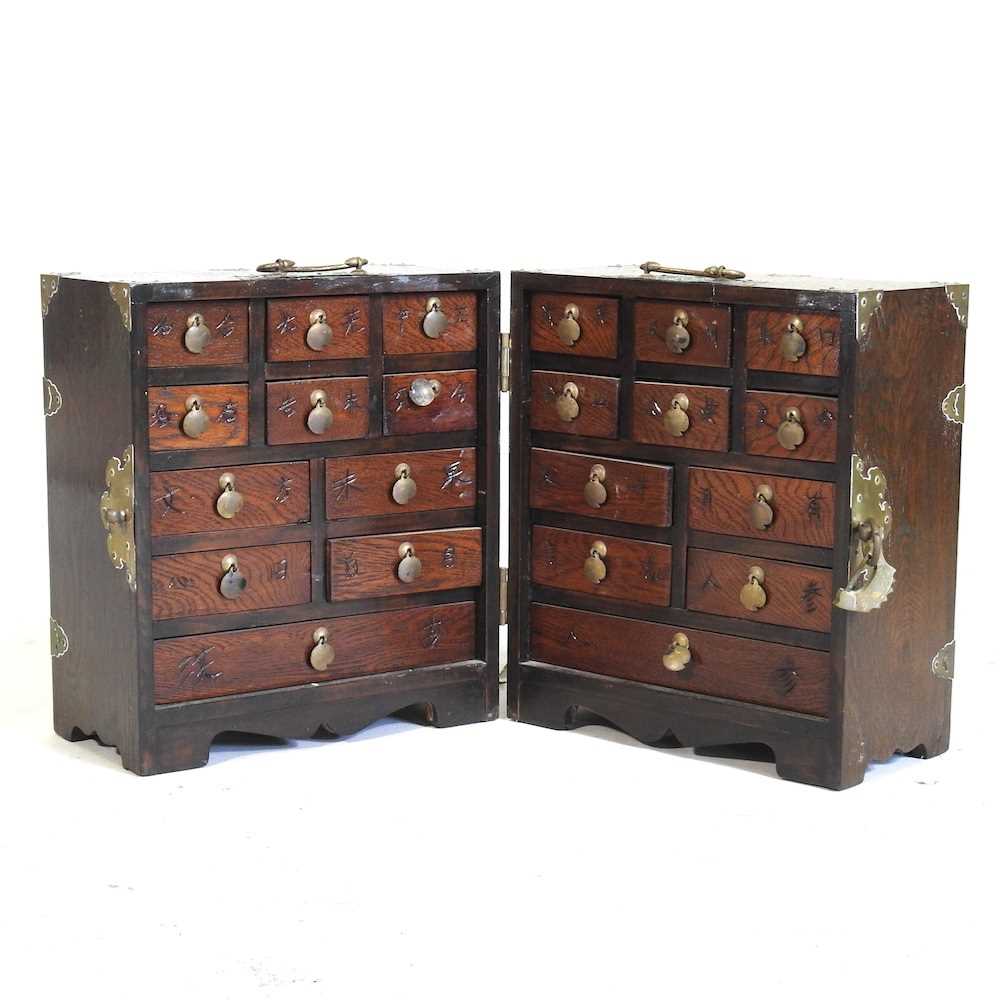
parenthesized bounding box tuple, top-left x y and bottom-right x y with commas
(499, 567, 509, 626)
(99, 445, 137, 592)
(640, 261, 746, 280)
(500, 333, 512, 393)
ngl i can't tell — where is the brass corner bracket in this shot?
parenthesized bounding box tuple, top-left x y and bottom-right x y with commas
(856, 290, 884, 346)
(50, 617, 69, 658)
(942, 383, 965, 425)
(41, 274, 60, 317)
(108, 282, 132, 332)
(931, 640, 955, 680)
(99, 444, 137, 592)
(945, 285, 969, 329)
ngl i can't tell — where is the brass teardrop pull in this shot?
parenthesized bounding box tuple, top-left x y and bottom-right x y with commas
(584, 463, 607, 509)
(557, 303, 581, 347)
(397, 542, 422, 583)
(739, 565, 768, 611)
(583, 540, 608, 584)
(408, 377, 442, 407)
(306, 308, 333, 351)
(777, 407, 805, 450)
(184, 313, 211, 354)
(662, 632, 691, 672)
(749, 484, 774, 530)
(219, 554, 247, 599)
(555, 382, 580, 422)
(664, 392, 690, 437)
(307, 389, 333, 434)
(182, 395, 209, 438)
(215, 473, 244, 519)
(667, 309, 691, 354)
(422, 297, 448, 339)
(392, 463, 417, 505)
(780, 316, 807, 362)
(309, 627, 335, 671)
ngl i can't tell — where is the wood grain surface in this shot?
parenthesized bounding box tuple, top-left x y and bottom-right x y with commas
(145, 300, 248, 368)
(746, 308, 840, 376)
(530, 293, 619, 358)
(744, 391, 839, 463)
(634, 300, 732, 366)
(632, 381, 731, 451)
(383, 370, 477, 435)
(148, 383, 249, 451)
(530, 370, 620, 438)
(382, 292, 477, 354)
(266, 296, 370, 360)
(265, 377, 369, 444)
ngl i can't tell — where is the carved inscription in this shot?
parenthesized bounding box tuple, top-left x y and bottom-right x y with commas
(150, 403, 172, 428)
(216, 313, 236, 337)
(155, 486, 183, 519)
(218, 401, 238, 424)
(277, 396, 297, 418)
(277, 313, 297, 335)
(275, 476, 293, 504)
(801, 581, 821, 613)
(422, 616, 443, 648)
(442, 545, 456, 569)
(177, 646, 221, 684)
(772, 660, 799, 697)
(330, 470, 361, 504)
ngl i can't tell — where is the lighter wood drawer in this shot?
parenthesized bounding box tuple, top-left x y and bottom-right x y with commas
(266, 377, 369, 444)
(383, 370, 478, 436)
(632, 381, 730, 451)
(266, 296, 370, 360)
(148, 384, 249, 451)
(145, 300, 248, 368)
(634, 300, 731, 367)
(746, 309, 840, 376)
(744, 391, 839, 463)
(530, 293, 618, 358)
(530, 370, 619, 438)
(382, 293, 477, 355)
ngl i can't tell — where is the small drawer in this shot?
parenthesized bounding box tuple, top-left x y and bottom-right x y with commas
(329, 527, 482, 601)
(632, 381, 730, 451)
(530, 370, 619, 438)
(634, 300, 732, 367)
(746, 309, 840, 376)
(153, 602, 476, 704)
(326, 448, 476, 519)
(531, 526, 671, 606)
(745, 392, 838, 463)
(688, 467, 836, 548)
(148, 384, 249, 452)
(150, 462, 310, 536)
(382, 293, 477, 355)
(266, 377, 369, 444)
(686, 549, 833, 633)
(266, 296, 369, 360)
(529, 448, 672, 527)
(530, 293, 618, 358)
(383, 370, 477, 436)
(151, 542, 311, 620)
(530, 604, 831, 716)
(145, 300, 248, 368)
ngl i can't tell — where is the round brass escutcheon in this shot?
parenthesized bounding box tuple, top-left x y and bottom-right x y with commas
(662, 632, 691, 672)
(555, 382, 580, 422)
(306, 308, 333, 351)
(780, 316, 807, 362)
(397, 542, 422, 583)
(665, 392, 690, 437)
(216, 472, 244, 519)
(219, 554, 247, 599)
(584, 464, 607, 509)
(557, 303, 582, 347)
(749, 484, 775, 531)
(739, 565, 768, 611)
(182, 395, 210, 438)
(184, 313, 211, 354)
(309, 627, 335, 671)
(408, 377, 442, 407)
(583, 540, 608, 584)
(392, 463, 417, 505)
(422, 297, 449, 339)
(777, 407, 805, 450)
(307, 389, 333, 435)
(668, 310, 691, 354)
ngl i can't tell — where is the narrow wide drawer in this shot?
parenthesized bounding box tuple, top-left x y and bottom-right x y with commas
(688, 467, 836, 548)
(382, 293, 477, 355)
(632, 381, 730, 451)
(634, 300, 732, 367)
(531, 526, 671, 606)
(686, 548, 833, 633)
(148, 384, 249, 451)
(530, 604, 831, 716)
(530, 370, 620, 438)
(530, 293, 619, 358)
(746, 309, 840, 376)
(152, 542, 311, 620)
(266, 377, 369, 444)
(150, 461, 310, 536)
(329, 527, 482, 601)
(145, 300, 248, 368)
(266, 296, 370, 360)
(529, 448, 673, 527)
(153, 602, 476, 704)
(744, 391, 838, 463)
(326, 448, 476, 518)
(383, 370, 477, 435)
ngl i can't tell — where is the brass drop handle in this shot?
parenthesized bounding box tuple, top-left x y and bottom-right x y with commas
(409, 377, 442, 406)
(422, 297, 449, 339)
(219, 554, 247, 599)
(309, 627, 335, 671)
(182, 395, 210, 438)
(557, 303, 581, 346)
(777, 407, 805, 451)
(667, 310, 691, 354)
(392, 462, 417, 505)
(739, 565, 768, 611)
(306, 308, 333, 351)
(397, 542, 422, 583)
(307, 389, 333, 434)
(184, 313, 211, 354)
(664, 392, 690, 437)
(555, 381, 580, 422)
(584, 464, 607, 509)
(750, 484, 775, 530)
(216, 473, 244, 519)
(780, 316, 807, 362)
(662, 632, 691, 672)
(583, 540, 608, 584)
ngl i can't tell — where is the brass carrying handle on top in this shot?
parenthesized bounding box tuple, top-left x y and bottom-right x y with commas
(640, 261, 746, 280)
(257, 256, 368, 274)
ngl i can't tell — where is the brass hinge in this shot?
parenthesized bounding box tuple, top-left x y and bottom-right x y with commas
(500, 332, 511, 393)
(499, 566, 509, 626)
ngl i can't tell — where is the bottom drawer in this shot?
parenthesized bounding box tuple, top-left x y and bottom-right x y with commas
(530, 604, 831, 716)
(153, 602, 476, 704)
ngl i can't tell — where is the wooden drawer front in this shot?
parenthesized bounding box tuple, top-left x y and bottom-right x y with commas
(383, 370, 477, 436)
(266, 377, 369, 444)
(530, 293, 618, 358)
(529, 449, 672, 527)
(148, 384, 249, 452)
(530, 370, 619, 438)
(745, 392, 838, 463)
(326, 448, 476, 519)
(151, 542, 311, 620)
(145, 300, 248, 368)
(531, 526, 671, 606)
(686, 549, 833, 633)
(266, 296, 369, 361)
(329, 528, 482, 602)
(688, 468, 836, 548)
(746, 309, 840, 376)
(634, 300, 732, 367)
(632, 381, 730, 451)
(153, 602, 475, 704)
(382, 293, 477, 355)
(150, 462, 310, 537)
(531, 604, 831, 716)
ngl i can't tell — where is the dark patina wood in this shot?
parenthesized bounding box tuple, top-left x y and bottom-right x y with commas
(530, 292, 619, 358)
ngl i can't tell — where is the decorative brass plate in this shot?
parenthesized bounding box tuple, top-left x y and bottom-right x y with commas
(40, 274, 60, 317)
(108, 282, 132, 332)
(50, 617, 69, 658)
(99, 444, 136, 592)
(942, 384, 965, 425)
(931, 640, 955, 680)
(43, 376, 62, 417)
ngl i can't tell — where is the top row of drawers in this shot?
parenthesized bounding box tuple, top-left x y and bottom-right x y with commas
(146, 293, 478, 368)
(531, 293, 842, 377)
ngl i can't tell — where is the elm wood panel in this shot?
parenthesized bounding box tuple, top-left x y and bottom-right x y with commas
(529, 371, 620, 439)
(383, 370, 477, 435)
(531, 526, 671, 606)
(530, 604, 832, 717)
(266, 296, 370, 361)
(325, 448, 476, 519)
(150, 462, 310, 537)
(633, 300, 732, 367)
(382, 292, 478, 355)
(744, 391, 839, 463)
(145, 300, 249, 368)
(151, 542, 311, 620)
(686, 548, 833, 633)
(688, 467, 836, 548)
(148, 384, 249, 452)
(266, 377, 370, 444)
(746, 309, 841, 377)
(632, 381, 731, 452)
(529, 448, 673, 527)
(329, 528, 482, 601)
(530, 293, 619, 358)
(153, 602, 476, 704)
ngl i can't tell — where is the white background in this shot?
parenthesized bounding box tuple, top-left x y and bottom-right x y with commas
(2, 2, 996, 997)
